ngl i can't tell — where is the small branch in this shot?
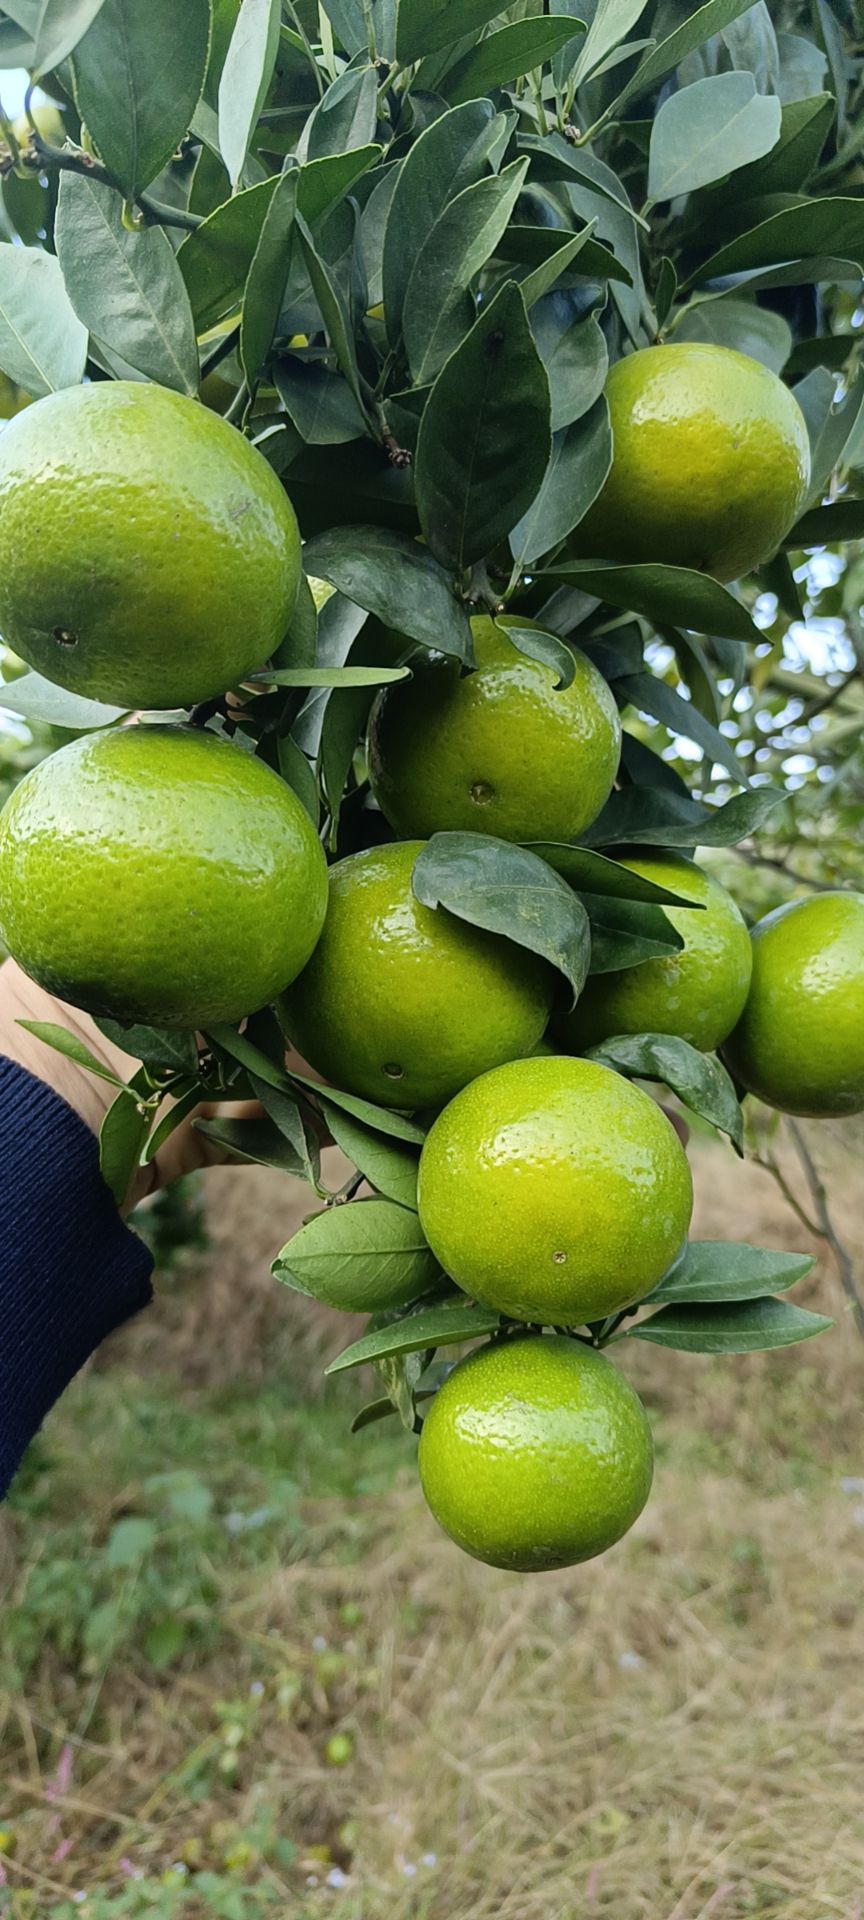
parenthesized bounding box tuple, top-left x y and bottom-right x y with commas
(20, 129, 203, 230)
(749, 1150, 824, 1242)
(786, 1120, 864, 1339)
(733, 846, 835, 893)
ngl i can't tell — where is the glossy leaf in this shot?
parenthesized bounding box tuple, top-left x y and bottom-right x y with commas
(297, 211, 367, 412)
(0, 671, 126, 730)
(299, 146, 382, 226)
(396, 0, 509, 61)
(382, 99, 496, 342)
(327, 1298, 502, 1374)
(585, 1032, 744, 1151)
(645, 1242, 815, 1308)
(17, 1019, 130, 1089)
(56, 173, 198, 394)
(415, 280, 550, 574)
(444, 17, 585, 105)
(517, 223, 600, 310)
(626, 1296, 832, 1353)
(785, 500, 864, 547)
(583, 783, 785, 850)
(178, 178, 279, 332)
(533, 845, 699, 907)
(543, 562, 758, 642)
(532, 305, 608, 435)
(616, 672, 745, 783)
(648, 72, 780, 203)
(510, 397, 612, 568)
(305, 63, 378, 162)
(218, 0, 281, 188)
(500, 623, 576, 691)
(72, 0, 210, 197)
(322, 1104, 420, 1210)
(583, 897, 685, 974)
(285, 1066, 428, 1145)
(195, 1113, 309, 1175)
(403, 158, 529, 385)
(95, 1020, 199, 1077)
(273, 1199, 440, 1312)
(303, 526, 474, 664)
(240, 168, 298, 385)
(413, 833, 590, 1002)
(0, 246, 87, 398)
(694, 199, 864, 286)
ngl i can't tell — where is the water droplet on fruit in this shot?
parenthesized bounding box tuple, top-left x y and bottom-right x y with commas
(383, 1062, 404, 1080)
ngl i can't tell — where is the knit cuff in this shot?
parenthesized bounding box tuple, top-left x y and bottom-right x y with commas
(0, 1054, 154, 1497)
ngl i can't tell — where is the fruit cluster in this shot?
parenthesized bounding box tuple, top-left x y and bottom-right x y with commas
(0, 352, 859, 1573)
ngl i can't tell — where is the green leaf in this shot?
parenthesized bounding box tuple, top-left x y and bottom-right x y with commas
(396, 0, 508, 61)
(532, 304, 608, 435)
(302, 526, 474, 664)
(626, 1296, 833, 1354)
(796, 366, 864, 509)
(194, 1114, 308, 1174)
(611, 0, 767, 114)
(273, 1198, 440, 1312)
(583, 897, 685, 974)
(95, 1020, 199, 1076)
(675, 297, 791, 375)
(298, 145, 382, 226)
(415, 280, 550, 574)
(178, 178, 279, 332)
(520, 134, 646, 227)
(616, 672, 745, 783)
(785, 500, 864, 547)
(13, 0, 108, 74)
(413, 832, 590, 1002)
(305, 62, 378, 162)
(327, 1298, 502, 1373)
(72, 0, 210, 197)
(252, 665, 409, 688)
(532, 844, 699, 906)
(645, 1241, 816, 1308)
(570, 0, 648, 87)
(499, 622, 576, 691)
(509, 397, 612, 569)
(0, 671, 125, 730)
(218, 0, 281, 189)
(251, 1073, 320, 1188)
(694, 199, 864, 287)
(516, 223, 600, 311)
(403, 158, 529, 385)
(648, 72, 780, 204)
(322, 1104, 420, 1210)
(240, 167, 298, 387)
(0, 246, 87, 398)
(543, 562, 758, 642)
(496, 225, 632, 286)
(99, 1086, 152, 1206)
(444, 17, 586, 105)
(55, 173, 198, 394)
(585, 1032, 744, 1151)
(382, 99, 496, 342)
(296, 210, 367, 414)
(17, 1019, 130, 1090)
(582, 783, 785, 850)
(274, 355, 366, 443)
(284, 1067, 428, 1145)
(141, 1082, 202, 1166)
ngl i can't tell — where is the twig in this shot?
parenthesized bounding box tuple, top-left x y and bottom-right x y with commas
(786, 1119, 864, 1338)
(749, 1150, 824, 1242)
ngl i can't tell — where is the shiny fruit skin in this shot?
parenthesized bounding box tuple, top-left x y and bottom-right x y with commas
(366, 616, 621, 844)
(0, 725, 328, 1028)
(0, 382, 302, 709)
(418, 1334, 653, 1572)
(574, 343, 810, 582)
(554, 854, 752, 1054)
(280, 841, 553, 1109)
(723, 891, 864, 1116)
(417, 1054, 692, 1326)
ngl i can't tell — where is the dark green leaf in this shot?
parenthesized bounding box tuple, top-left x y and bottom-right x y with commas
(654, 255, 677, 330)
(302, 526, 474, 664)
(14, 0, 108, 72)
(305, 62, 378, 162)
(396, 0, 510, 61)
(543, 562, 758, 642)
(509, 397, 612, 569)
(72, 0, 210, 197)
(616, 672, 745, 783)
(533, 844, 698, 906)
(517, 223, 601, 310)
(327, 1298, 502, 1373)
(582, 784, 785, 849)
(645, 1241, 816, 1308)
(415, 280, 550, 574)
(298, 146, 382, 226)
(286, 1066, 428, 1145)
(676, 297, 791, 375)
(95, 1020, 199, 1076)
(274, 355, 366, 443)
(297, 210, 367, 414)
(648, 72, 780, 203)
(611, 0, 769, 113)
(626, 1296, 833, 1353)
(413, 832, 590, 1002)
(251, 1074, 320, 1188)
(240, 167, 298, 386)
(273, 1198, 439, 1311)
(694, 199, 864, 285)
(382, 98, 496, 341)
(583, 897, 685, 974)
(0, 671, 126, 730)
(496, 225, 632, 285)
(218, 0, 281, 188)
(194, 1114, 308, 1174)
(17, 1019, 129, 1089)
(499, 622, 576, 691)
(531, 305, 608, 435)
(99, 1086, 152, 1207)
(785, 500, 864, 548)
(704, 92, 834, 198)
(0, 246, 88, 397)
(55, 173, 199, 394)
(403, 158, 529, 385)
(178, 178, 279, 331)
(796, 366, 864, 508)
(444, 17, 586, 105)
(585, 1032, 744, 1151)
(322, 1104, 420, 1210)
(141, 1082, 204, 1166)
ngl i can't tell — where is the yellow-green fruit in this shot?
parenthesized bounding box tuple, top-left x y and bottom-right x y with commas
(554, 854, 752, 1054)
(0, 726, 327, 1028)
(418, 1334, 653, 1571)
(418, 1054, 692, 1326)
(281, 841, 553, 1108)
(723, 892, 864, 1116)
(575, 343, 810, 581)
(0, 382, 302, 708)
(12, 102, 65, 147)
(367, 616, 621, 844)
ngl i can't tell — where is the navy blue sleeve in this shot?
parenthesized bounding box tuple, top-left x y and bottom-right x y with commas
(0, 1054, 154, 1498)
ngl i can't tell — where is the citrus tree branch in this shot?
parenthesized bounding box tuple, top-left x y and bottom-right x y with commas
(785, 1120, 864, 1339)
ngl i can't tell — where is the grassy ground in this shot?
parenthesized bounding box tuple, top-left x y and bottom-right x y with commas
(1, 1132, 863, 1920)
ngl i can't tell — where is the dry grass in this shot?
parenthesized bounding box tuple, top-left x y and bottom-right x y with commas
(1, 1131, 863, 1919)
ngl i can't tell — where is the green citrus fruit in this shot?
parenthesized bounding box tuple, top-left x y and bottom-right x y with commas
(0, 725, 327, 1028)
(418, 1054, 692, 1326)
(280, 840, 553, 1108)
(554, 854, 752, 1054)
(574, 343, 810, 581)
(366, 615, 621, 844)
(723, 891, 864, 1116)
(0, 381, 302, 709)
(12, 101, 65, 147)
(418, 1334, 653, 1571)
